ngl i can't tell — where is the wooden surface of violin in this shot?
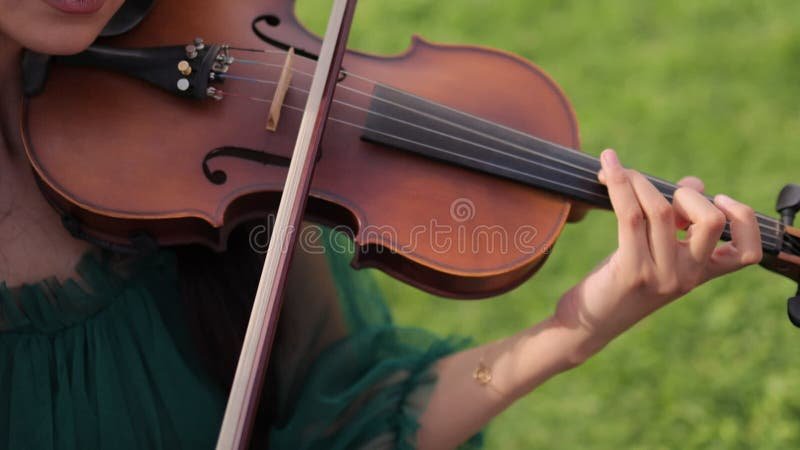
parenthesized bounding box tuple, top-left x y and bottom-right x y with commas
(21, 0, 800, 299)
(23, 0, 581, 298)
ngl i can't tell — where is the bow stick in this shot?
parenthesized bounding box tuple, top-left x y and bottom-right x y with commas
(215, 1, 358, 448)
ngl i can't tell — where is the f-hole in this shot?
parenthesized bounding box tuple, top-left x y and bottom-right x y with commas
(252, 14, 319, 61)
(251, 14, 348, 82)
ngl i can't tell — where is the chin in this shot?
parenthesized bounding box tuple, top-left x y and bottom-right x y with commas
(0, 0, 124, 55)
(23, 28, 104, 55)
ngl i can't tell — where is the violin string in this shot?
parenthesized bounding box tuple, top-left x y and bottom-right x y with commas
(228, 50, 782, 228)
(232, 48, 606, 169)
(220, 77, 664, 208)
(217, 72, 792, 252)
(226, 48, 794, 252)
(220, 62, 785, 233)
(234, 56, 603, 182)
(218, 72, 601, 186)
(231, 47, 666, 174)
(224, 71, 800, 249)
(228, 47, 289, 55)
(245, 90, 799, 254)
(233, 54, 603, 178)
(217, 80, 793, 255)
(218, 89, 796, 254)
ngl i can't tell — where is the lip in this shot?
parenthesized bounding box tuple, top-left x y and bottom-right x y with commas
(43, 0, 106, 14)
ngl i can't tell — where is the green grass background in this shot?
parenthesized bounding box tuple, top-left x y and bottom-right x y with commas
(295, 1, 800, 448)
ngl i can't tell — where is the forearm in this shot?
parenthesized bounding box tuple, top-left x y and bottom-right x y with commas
(415, 310, 602, 450)
(415, 151, 763, 448)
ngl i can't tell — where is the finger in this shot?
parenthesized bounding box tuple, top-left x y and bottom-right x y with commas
(705, 194, 762, 279)
(672, 187, 726, 268)
(676, 176, 705, 193)
(628, 170, 676, 268)
(675, 177, 705, 229)
(598, 149, 649, 262)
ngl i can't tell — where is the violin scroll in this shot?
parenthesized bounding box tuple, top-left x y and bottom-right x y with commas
(773, 183, 800, 327)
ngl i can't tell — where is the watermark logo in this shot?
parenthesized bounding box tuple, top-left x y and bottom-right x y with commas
(450, 198, 476, 223)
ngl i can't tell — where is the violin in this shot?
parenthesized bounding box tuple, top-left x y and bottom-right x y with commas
(18, 0, 800, 447)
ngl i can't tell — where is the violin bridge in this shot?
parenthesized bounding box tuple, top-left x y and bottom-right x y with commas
(266, 47, 295, 132)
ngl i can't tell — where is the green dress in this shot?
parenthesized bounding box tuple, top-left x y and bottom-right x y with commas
(0, 231, 484, 449)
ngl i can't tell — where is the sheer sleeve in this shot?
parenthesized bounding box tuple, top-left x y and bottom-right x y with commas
(268, 228, 484, 449)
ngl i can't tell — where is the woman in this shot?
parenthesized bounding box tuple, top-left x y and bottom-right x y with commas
(0, 1, 764, 449)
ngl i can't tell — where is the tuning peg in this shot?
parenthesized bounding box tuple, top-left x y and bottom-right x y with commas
(776, 183, 800, 225)
(788, 287, 800, 328)
(775, 185, 800, 327)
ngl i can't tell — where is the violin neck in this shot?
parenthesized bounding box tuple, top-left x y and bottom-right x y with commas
(361, 83, 793, 256)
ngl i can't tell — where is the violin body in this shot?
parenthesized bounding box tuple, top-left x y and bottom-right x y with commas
(24, 0, 584, 298)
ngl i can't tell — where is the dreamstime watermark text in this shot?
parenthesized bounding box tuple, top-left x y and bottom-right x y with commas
(249, 198, 543, 256)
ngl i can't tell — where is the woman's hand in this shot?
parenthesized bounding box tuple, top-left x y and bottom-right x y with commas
(554, 149, 763, 362)
(418, 149, 764, 449)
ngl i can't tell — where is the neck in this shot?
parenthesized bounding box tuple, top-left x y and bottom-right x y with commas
(0, 33, 97, 285)
(0, 32, 23, 160)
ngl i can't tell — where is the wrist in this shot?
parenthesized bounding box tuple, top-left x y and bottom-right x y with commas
(500, 313, 609, 398)
(551, 288, 616, 366)
(547, 312, 610, 368)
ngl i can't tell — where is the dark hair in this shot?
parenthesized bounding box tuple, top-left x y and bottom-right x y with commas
(175, 222, 276, 446)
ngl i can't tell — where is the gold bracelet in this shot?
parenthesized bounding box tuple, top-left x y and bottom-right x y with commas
(473, 358, 493, 385)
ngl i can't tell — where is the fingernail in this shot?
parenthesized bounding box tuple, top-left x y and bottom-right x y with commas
(716, 194, 733, 206)
(601, 149, 620, 169)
